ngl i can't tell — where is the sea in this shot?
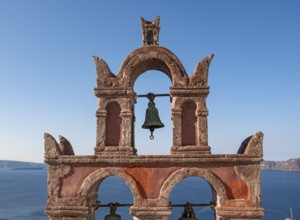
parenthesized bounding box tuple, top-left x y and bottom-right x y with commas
(0, 169, 299, 220)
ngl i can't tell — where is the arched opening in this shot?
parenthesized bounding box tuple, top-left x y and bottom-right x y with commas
(118, 46, 188, 88)
(95, 176, 134, 219)
(146, 30, 154, 44)
(169, 176, 216, 220)
(133, 70, 172, 155)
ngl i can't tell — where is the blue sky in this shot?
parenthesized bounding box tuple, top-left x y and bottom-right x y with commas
(0, 0, 299, 162)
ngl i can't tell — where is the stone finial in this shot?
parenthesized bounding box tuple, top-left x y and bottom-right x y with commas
(59, 135, 75, 155)
(189, 54, 214, 86)
(140, 16, 160, 46)
(93, 56, 117, 88)
(44, 133, 62, 159)
(237, 131, 264, 157)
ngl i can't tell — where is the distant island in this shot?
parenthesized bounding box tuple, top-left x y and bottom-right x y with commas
(0, 160, 47, 170)
(261, 158, 300, 172)
(0, 159, 299, 172)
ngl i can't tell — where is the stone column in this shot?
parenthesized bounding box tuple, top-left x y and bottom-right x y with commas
(119, 109, 136, 155)
(118, 94, 137, 155)
(94, 109, 106, 154)
(171, 107, 182, 147)
(195, 107, 211, 154)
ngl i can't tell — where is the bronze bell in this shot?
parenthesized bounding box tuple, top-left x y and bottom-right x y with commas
(142, 93, 164, 139)
(178, 203, 198, 220)
(104, 203, 121, 220)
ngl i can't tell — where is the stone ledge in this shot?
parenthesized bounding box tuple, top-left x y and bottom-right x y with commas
(130, 206, 172, 219)
(45, 205, 89, 217)
(215, 207, 264, 218)
(45, 154, 262, 166)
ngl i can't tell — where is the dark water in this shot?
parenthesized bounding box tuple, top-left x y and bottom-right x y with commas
(0, 169, 46, 220)
(0, 169, 299, 220)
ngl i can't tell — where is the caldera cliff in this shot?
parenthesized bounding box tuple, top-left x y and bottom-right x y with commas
(261, 158, 300, 172)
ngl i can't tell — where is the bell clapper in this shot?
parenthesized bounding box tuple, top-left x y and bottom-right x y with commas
(150, 127, 155, 139)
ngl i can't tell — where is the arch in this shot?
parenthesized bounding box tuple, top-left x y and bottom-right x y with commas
(169, 176, 215, 219)
(78, 168, 141, 205)
(134, 70, 172, 155)
(96, 176, 134, 220)
(160, 168, 228, 206)
(117, 46, 189, 87)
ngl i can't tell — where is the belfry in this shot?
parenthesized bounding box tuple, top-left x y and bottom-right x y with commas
(44, 17, 264, 220)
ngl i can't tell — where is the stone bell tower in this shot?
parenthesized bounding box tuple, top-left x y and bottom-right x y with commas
(44, 17, 264, 220)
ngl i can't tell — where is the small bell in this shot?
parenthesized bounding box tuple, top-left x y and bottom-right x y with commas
(142, 93, 164, 139)
(178, 203, 198, 220)
(104, 203, 121, 220)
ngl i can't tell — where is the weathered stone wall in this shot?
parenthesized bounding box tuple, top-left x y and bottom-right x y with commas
(44, 132, 264, 220)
